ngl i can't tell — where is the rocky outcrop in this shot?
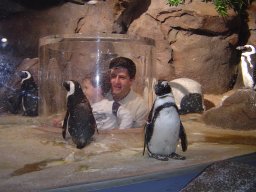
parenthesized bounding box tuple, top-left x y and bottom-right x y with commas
(247, 2, 256, 45)
(129, 1, 242, 94)
(202, 89, 256, 130)
(112, 0, 151, 33)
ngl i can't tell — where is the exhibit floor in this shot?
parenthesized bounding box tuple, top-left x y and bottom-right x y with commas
(0, 112, 255, 192)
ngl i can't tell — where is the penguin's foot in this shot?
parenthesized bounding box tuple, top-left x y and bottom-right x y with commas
(148, 152, 169, 161)
(168, 153, 186, 160)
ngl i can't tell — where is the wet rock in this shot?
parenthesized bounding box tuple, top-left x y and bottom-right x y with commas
(202, 89, 256, 130)
(181, 160, 256, 192)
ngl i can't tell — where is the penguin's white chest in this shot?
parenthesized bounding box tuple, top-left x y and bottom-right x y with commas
(148, 107, 180, 155)
(241, 56, 254, 88)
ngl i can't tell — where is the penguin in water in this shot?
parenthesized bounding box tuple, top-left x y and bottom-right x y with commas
(143, 80, 188, 161)
(62, 80, 97, 149)
(236, 44, 256, 89)
(19, 70, 38, 116)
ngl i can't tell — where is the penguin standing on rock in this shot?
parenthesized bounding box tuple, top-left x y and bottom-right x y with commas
(62, 80, 97, 149)
(143, 80, 188, 161)
(236, 44, 256, 89)
(19, 70, 38, 116)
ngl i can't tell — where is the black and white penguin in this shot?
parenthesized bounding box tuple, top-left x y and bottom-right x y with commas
(143, 80, 188, 161)
(62, 80, 97, 149)
(236, 44, 256, 89)
(19, 70, 38, 116)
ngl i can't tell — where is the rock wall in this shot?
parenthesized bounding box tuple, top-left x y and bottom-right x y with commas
(247, 2, 256, 45)
(129, 1, 243, 93)
(0, 0, 255, 95)
(202, 89, 256, 130)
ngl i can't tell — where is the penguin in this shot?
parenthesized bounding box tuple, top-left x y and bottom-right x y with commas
(19, 70, 38, 116)
(143, 80, 188, 161)
(62, 80, 97, 149)
(236, 44, 256, 89)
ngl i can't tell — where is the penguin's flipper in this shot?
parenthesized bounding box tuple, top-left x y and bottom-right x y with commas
(62, 129, 66, 139)
(143, 122, 151, 155)
(62, 110, 69, 139)
(147, 100, 155, 123)
(179, 122, 188, 152)
(253, 61, 256, 90)
(23, 92, 38, 116)
(143, 101, 155, 156)
(143, 125, 146, 156)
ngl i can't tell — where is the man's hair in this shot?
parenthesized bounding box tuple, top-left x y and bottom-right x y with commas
(84, 71, 111, 96)
(109, 57, 136, 79)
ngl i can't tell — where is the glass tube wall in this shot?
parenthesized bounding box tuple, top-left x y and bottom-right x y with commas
(38, 33, 155, 116)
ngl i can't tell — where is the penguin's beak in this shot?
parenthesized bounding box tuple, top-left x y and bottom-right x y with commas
(236, 46, 245, 51)
(236, 46, 250, 51)
(62, 81, 70, 91)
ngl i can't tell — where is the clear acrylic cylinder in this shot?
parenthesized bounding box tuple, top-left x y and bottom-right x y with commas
(38, 33, 155, 116)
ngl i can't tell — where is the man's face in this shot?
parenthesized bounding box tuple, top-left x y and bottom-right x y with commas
(110, 67, 133, 101)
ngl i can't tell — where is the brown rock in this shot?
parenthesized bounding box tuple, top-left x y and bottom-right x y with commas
(202, 89, 256, 130)
(0, 0, 255, 95)
(129, 1, 241, 93)
(247, 2, 256, 45)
